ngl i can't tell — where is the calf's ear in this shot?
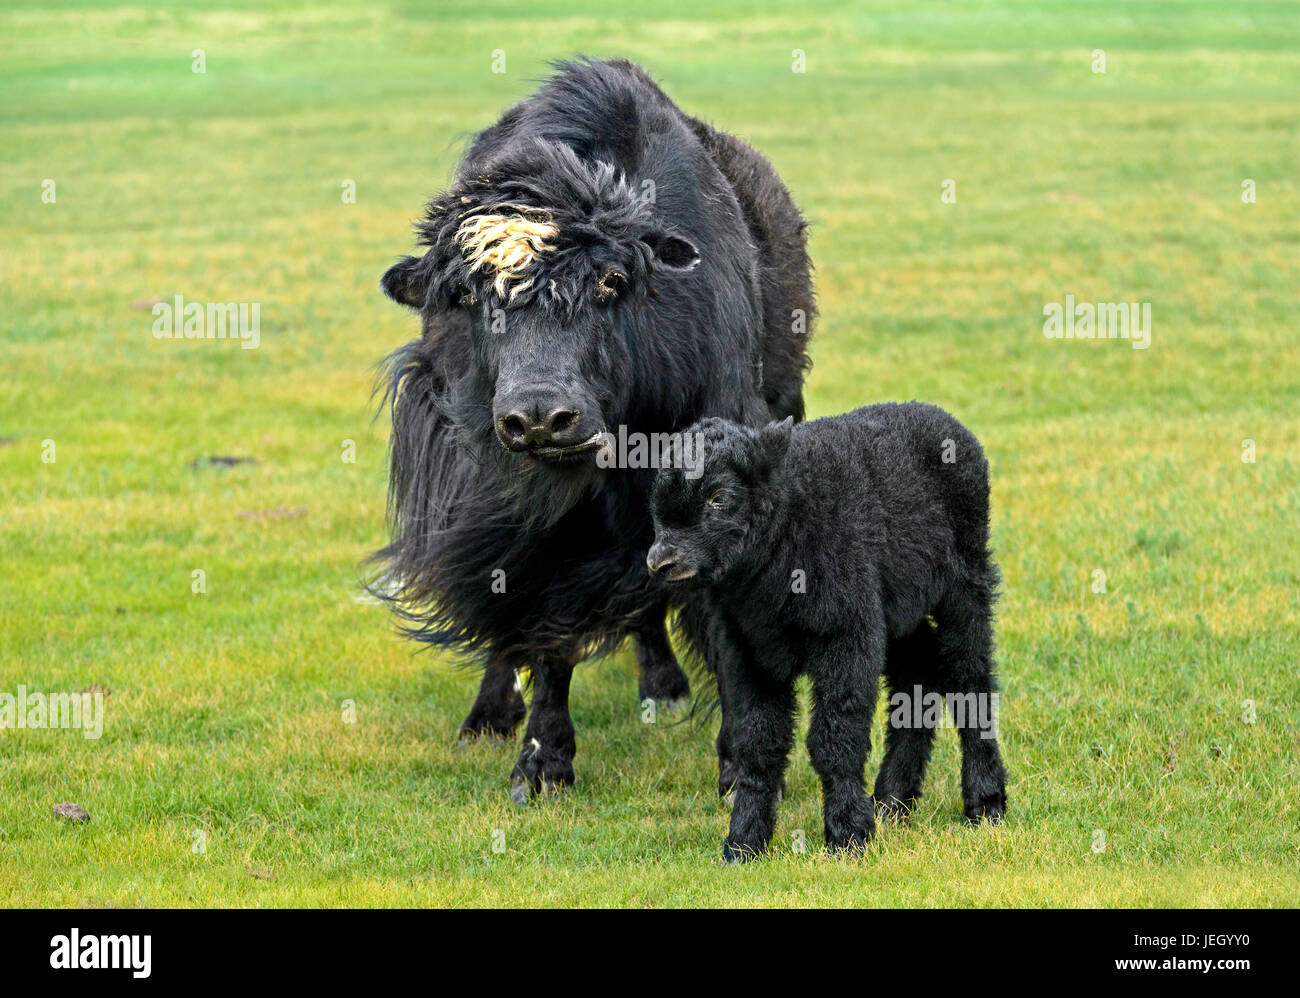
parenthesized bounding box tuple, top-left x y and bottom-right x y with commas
(381, 254, 430, 309)
(758, 416, 794, 472)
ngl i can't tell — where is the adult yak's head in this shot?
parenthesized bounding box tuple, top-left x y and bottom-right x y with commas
(380, 66, 764, 522)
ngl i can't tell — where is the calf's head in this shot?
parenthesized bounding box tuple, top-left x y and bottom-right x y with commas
(647, 416, 793, 584)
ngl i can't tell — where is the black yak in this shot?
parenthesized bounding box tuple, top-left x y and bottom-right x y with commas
(375, 58, 814, 801)
(647, 404, 1009, 860)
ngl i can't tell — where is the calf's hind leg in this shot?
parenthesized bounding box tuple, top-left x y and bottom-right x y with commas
(873, 621, 943, 817)
(933, 575, 1008, 823)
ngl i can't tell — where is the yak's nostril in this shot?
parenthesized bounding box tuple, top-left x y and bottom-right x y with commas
(547, 408, 580, 436)
(496, 399, 586, 452)
(498, 413, 529, 444)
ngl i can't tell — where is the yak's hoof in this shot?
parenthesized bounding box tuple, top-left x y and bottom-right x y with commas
(509, 778, 569, 806)
(638, 666, 690, 711)
(458, 703, 525, 746)
(642, 696, 690, 719)
(458, 728, 515, 748)
(509, 739, 575, 804)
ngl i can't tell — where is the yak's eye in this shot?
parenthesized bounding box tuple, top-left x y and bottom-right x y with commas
(594, 269, 626, 305)
(707, 489, 728, 511)
(457, 284, 478, 308)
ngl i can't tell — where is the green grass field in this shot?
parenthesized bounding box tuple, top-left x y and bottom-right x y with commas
(2, 0, 1298, 907)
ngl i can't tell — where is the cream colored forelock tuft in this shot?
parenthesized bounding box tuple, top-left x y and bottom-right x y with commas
(455, 207, 559, 303)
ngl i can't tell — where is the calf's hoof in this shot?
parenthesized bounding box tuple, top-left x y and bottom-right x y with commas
(508, 738, 575, 805)
(964, 790, 1007, 825)
(872, 792, 920, 822)
(824, 828, 874, 856)
(824, 797, 876, 855)
(722, 839, 765, 864)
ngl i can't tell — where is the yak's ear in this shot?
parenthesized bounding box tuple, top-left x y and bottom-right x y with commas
(758, 416, 794, 473)
(381, 254, 429, 309)
(643, 231, 701, 271)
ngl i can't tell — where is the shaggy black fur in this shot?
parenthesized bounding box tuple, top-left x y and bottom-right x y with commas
(375, 58, 814, 801)
(648, 403, 1009, 861)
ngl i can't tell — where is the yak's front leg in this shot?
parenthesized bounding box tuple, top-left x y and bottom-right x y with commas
(509, 655, 577, 805)
(458, 657, 526, 744)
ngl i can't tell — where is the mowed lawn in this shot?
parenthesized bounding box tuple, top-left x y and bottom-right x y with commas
(2, 0, 1298, 907)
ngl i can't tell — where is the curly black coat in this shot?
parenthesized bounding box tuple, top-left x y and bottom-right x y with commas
(648, 403, 1009, 860)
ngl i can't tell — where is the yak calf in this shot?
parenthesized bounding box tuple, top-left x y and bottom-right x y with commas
(647, 403, 1008, 861)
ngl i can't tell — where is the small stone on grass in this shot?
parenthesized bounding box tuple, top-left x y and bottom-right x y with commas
(52, 802, 90, 823)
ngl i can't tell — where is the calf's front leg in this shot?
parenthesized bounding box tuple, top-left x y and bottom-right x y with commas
(722, 656, 796, 863)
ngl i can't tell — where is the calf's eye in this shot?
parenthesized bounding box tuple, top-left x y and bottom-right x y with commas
(707, 489, 727, 511)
